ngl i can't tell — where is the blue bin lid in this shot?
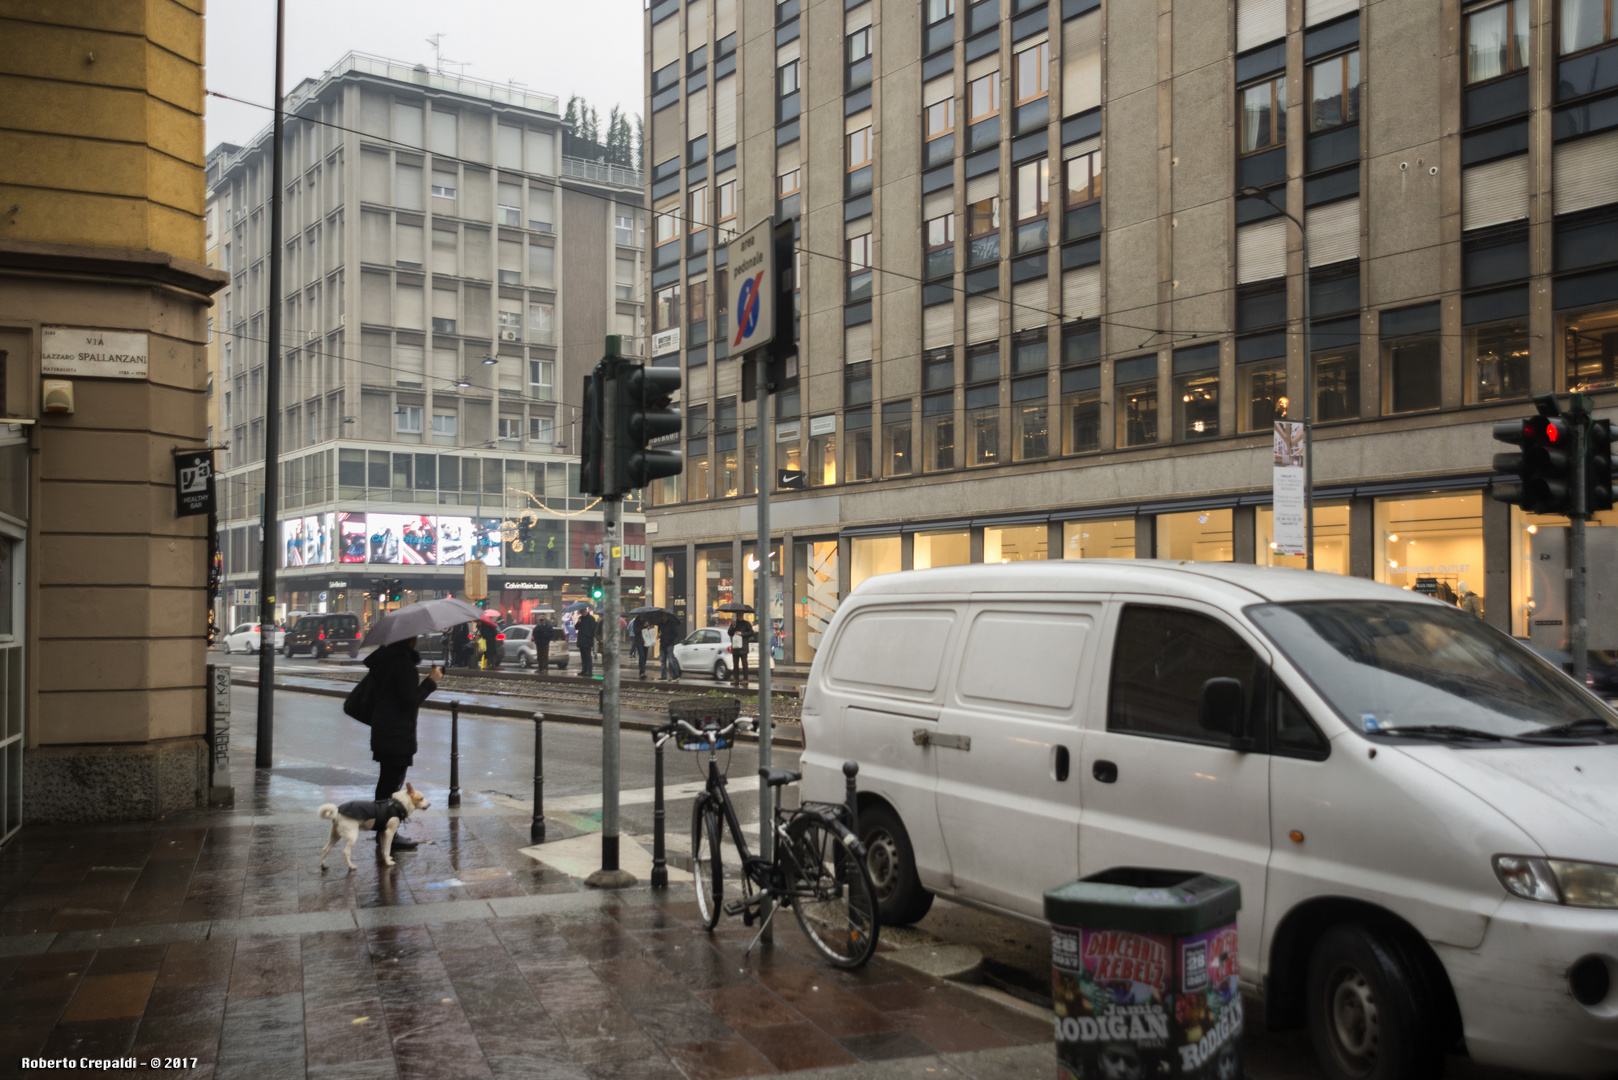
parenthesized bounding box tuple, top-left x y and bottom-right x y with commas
(1044, 868, 1241, 936)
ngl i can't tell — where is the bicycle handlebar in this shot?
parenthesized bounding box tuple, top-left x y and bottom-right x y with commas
(654, 716, 755, 746)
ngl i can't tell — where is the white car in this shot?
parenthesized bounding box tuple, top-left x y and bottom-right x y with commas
(506, 624, 568, 670)
(801, 560, 1618, 1080)
(670, 626, 760, 681)
(222, 622, 285, 654)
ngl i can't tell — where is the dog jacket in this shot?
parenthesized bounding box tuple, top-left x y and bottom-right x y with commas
(337, 797, 409, 826)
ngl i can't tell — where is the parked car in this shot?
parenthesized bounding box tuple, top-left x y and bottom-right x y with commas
(1531, 646, 1618, 699)
(506, 624, 568, 670)
(800, 561, 1618, 1080)
(283, 613, 362, 658)
(222, 622, 284, 654)
(669, 625, 759, 681)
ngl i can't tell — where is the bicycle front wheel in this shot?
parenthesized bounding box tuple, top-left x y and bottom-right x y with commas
(785, 815, 879, 968)
(691, 798, 723, 930)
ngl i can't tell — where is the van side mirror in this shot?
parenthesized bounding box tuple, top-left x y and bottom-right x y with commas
(1197, 677, 1247, 746)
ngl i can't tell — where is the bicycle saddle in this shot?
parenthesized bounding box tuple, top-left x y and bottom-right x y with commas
(758, 766, 802, 787)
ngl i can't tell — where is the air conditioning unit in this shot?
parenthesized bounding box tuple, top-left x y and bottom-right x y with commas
(499, 330, 520, 342)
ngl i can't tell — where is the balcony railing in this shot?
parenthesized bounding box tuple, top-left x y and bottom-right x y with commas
(561, 156, 643, 190)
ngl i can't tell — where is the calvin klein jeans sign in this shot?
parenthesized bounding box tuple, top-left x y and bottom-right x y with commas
(42, 327, 149, 379)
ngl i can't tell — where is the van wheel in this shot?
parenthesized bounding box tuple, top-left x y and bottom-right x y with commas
(1306, 923, 1447, 1080)
(859, 802, 933, 926)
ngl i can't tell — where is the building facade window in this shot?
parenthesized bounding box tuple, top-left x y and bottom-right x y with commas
(1382, 305, 1443, 414)
(654, 205, 680, 244)
(968, 193, 1001, 266)
(717, 180, 736, 225)
(1238, 357, 1288, 432)
(926, 214, 955, 279)
(1467, 1, 1530, 82)
(927, 0, 955, 23)
(654, 284, 681, 332)
(689, 186, 709, 233)
(777, 167, 801, 199)
(1012, 377, 1048, 461)
(396, 405, 424, 434)
(1175, 372, 1220, 439)
(1313, 318, 1362, 421)
(1466, 316, 1530, 403)
(848, 233, 873, 301)
(810, 419, 836, 486)
(1015, 41, 1049, 105)
(966, 376, 999, 467)
(882, 402, 912, 476)
(922, 392, 954, 471)
(847, 126, 873, 172)
(1116, 357, 1159, 447)
(926, 97, 955, 142)
(969, 71, 1000, 124)
(1308, 50, 1361, 132)
(1562, 304, 1618, 392)
(1061, 364, 1101, 454)
(1560, 0, 1615, 55)
(1015, 159, 1050, 254)
(1240, 75, 1287, 154)
(1062, 518, 1136, 559)
(615, 214, 635, 245)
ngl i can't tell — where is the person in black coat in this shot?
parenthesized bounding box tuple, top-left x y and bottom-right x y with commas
(365, 636, 441, 848)
(575, 609, 598, 677)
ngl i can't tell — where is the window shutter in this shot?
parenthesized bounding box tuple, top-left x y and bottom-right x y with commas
(652, 105, 679, 166)
(1306, 198, 1359, 267)
(1554, 130, 1618, 217)
(716, 0, 735, 39)
(925, 303, 954, 349)
(777, 140, 800, 173)
(846, 322, 873, 363)
(687, 0, 707, 39)
(925, 77, 953, 106)
(1306, 0, 1358, 25)
(846, 2, 872, 32)
(714, 76, 737, 149)
(1462, 155, 1530, 230)
(1237, 218, 1287, 283)
(1062, 12, 1101, 117)
(687, 86, 709, 137)
(1013, 281, 1046, 331)
(1063, 266, 1101, 318)
(925, 190, 953, 219)
(652, 16, 680, 70)
(967, 296, 1000, 343)
(1237, 0, 1286, 51)
(778, 39, 800, 65)
(966, 173, 998, 203)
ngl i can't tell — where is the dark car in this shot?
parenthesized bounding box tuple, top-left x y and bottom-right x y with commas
(284, 613, 362, 658)
(1530, 647, 1618, 699)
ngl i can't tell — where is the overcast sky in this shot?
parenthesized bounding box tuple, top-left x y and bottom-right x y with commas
(204, 0, 644, 150)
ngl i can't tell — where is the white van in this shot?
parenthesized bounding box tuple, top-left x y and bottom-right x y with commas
(799, 560, 1618, 1079)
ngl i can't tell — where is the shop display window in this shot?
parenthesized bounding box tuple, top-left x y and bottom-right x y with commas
(1174, 372, 1220, 440)
(1062, 518, 1137, 559)
(850, 535, 900, 591)
(984, 524, 1047, 562)
(914, 530, 970, 569)
(1115, 357, 1158, 447)
(793, 539, 839, 663)
(695, 547, 735, 628)
(742, 544, 785, 661)
(1374, 492, 1483, 603)
(1157, 509, 1234, 562)
(1256, 504, 1351, 574)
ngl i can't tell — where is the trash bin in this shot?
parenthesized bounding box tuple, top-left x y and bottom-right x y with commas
(1044, 868, 1242, 1080)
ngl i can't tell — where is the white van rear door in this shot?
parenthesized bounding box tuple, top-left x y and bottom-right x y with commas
(1077, 599, 1273, 986)
(934, 600, 1099, 919)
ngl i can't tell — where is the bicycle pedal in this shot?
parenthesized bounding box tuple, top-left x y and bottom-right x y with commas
(723, 900, 748, 917)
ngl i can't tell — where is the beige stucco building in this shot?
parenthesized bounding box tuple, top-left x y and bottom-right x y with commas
(0, 0, 227, 830)
(642, 0, 1618, 668)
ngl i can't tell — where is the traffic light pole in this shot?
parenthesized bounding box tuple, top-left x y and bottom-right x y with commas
(754, 349, 774, 944)
(1570, 396, 1591, 687)
(256, 0, 287, 769)
(588, 340, 634, 889)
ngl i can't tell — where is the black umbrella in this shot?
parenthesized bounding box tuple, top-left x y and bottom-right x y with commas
(626, 606, 673, 619)
(715, 603, 755, 614)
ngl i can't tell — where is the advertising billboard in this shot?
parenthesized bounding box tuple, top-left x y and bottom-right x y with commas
(436, 516, 503, 567)
(339, 512, 367, 564)
(367, 514, 437, 565)
(282, 513, 336, 567)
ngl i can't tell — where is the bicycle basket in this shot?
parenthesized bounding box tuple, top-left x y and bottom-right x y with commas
(668, 696, 741, 751)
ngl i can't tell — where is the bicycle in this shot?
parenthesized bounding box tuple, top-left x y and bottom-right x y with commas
(654, 711, 880, 968)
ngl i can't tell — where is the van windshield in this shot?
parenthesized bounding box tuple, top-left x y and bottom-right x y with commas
(1247, 600, 1615, 740)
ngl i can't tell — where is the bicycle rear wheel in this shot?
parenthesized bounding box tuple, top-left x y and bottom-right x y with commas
(785, 815, 879, 968)
(691, 798, 723, 930)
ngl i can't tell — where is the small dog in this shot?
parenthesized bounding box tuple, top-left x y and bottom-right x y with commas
(318, 782, 430, 871)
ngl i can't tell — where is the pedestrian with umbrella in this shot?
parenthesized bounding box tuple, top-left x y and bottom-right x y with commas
(717, 603, 755, 689)
(354, 597, 479, 850)
(574, 604, 598, 677)
(626, 606, 672, 681)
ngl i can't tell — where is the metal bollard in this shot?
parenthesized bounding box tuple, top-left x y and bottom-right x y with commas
(843, 761, 860, 837)
(530, 712, 546, 843)
(449, 701, 461, 808)
(651, 731, 667, 888)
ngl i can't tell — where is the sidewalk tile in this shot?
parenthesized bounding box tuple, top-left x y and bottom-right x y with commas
(61, 969, 158, 1022)
(836, 1030, 937, 1062)
(662, 1035, 777, 1079)
(741, 1020, 861, 1071)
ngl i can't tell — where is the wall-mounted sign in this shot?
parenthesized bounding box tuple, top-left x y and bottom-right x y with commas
(776, 421, 801, 443)
(42, 327, 149, 380)
(502, 581, 551, 590)
(174, 450, 215, 517)
(327, 580, 349, 589)
(809, 415, 837, 436)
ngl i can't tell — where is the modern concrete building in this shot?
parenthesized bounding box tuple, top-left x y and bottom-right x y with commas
(208, 54, 650, 631)
(643, 0, 1618, 669)
(0, 1, 227, 828)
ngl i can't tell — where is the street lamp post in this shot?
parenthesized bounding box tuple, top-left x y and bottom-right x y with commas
(1241, 187, 1314, 570)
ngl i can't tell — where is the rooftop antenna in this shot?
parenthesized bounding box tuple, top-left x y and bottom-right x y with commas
(425, 33, 466, 75)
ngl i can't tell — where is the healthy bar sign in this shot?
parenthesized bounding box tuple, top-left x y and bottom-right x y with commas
(725, 220, 774, 355)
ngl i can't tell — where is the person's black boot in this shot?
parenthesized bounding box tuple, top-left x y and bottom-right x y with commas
(379, 831, 419, 850)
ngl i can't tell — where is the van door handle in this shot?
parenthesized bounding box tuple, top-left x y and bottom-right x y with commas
(1092, 759, 1118, 784)
(913, 729, 971, 751)
(1055, 745, 1070, 782)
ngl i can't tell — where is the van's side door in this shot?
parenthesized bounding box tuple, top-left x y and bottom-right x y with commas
(932, 599, 1100, 919)
(1077, 600, 1273, 983)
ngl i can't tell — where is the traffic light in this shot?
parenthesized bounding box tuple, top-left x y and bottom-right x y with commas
(587, 575, 604, 602)
(1588, 418, 1614, 513)
(579, 366, 607, 495)
(390, 579, 404, 603)
(613, 362, 683, 494)
(1492, 399, 1576, 515)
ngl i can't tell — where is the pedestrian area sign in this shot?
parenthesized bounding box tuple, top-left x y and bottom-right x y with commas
(725, 220, 775, 355)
